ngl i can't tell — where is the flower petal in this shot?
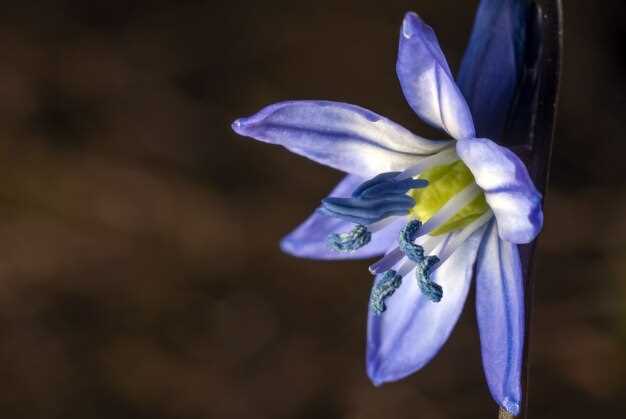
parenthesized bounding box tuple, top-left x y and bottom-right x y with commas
(396, 12, 475, 140)
(366, 223, 488, 384)
(232, 101, 450, 178)
(475, 220, 524, 416)
(457, 0, 528, 140)
(280, 175, 404, 260)
(456, 138, 542, 244)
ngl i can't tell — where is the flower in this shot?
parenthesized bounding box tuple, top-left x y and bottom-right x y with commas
(231, 2, 539, 416)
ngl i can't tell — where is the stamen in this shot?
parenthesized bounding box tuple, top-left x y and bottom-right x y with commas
(397, 257, 416, 276)
(399, 220, 425, 262)
(368, 215, 402, 233)
(416, 254, 442, 302)
(321, 195, 415, 225)
(369, 247, 404, 275)
(327, 224, 371, 252)
(351, 172, 399, 197)
(393, 235, 445, 271)
(352, 172, 427, 199)
(432, 210, 494, 268)
(369, 270, 402, 315)
(395, 147, 458, 180)
(370, 233, 440, 275)
(356, 177, 428, 199)
(321, 170, 428, 225)
(392, 255, 442, 303)
(419, 183, 482, 236)
(396, 221, 446, 302)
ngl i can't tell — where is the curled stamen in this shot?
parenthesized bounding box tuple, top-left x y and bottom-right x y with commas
(398, 220, 444, 302)
(416, 254, 442, 302)
(327, 224, 371, 252)
(399, 220, 426, 262)
(369, 270, 402, 315)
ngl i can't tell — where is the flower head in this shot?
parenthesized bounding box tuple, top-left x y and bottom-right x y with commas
(232, 2, 538, 416)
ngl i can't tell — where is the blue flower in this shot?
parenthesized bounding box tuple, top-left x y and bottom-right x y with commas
(232, 2, 539, 416)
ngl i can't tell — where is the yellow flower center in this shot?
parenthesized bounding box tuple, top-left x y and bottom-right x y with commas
(408, 160, 488, 235)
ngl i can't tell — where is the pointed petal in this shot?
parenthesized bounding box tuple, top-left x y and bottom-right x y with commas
(366, 223, 488, 384)
(232, 101, 450, 178)
(396, 12, 475, 140)
(456, 138, 542, 244)
(475, 221, 524, 416)
(280, 175, 404, 260)
(457, 0, 528, 139)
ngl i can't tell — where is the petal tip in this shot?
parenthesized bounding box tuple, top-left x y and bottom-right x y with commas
(401, 12, 420, 39)
(231, 115, 259, 136)
(231, 118, 245, 134)
(497, 206, 543, 244)
(231, 102, 284, 136)
(366, 362, 386, 387)
(279, 236, 298, 256)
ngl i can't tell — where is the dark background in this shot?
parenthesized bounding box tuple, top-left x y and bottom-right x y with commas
(0, 1, 624, 418)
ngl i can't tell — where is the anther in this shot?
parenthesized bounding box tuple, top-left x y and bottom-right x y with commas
(416, 254, 442, 302)
(369, 270, 403, 315)
(320, 171, 427, 225)
(398, 219, 444, 302)
(399, 219, 426, 262)
(327, 224, 371, 252)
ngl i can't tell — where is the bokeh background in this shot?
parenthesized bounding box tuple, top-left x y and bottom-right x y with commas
(0, 0, 624, 418)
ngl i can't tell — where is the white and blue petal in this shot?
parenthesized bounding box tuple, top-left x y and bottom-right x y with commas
(456, 138, 542, 244)
(396, 12, 475, 140)
(280, 175, 404, 260)
(475, 220, 524, 416)
(232, 100, 450, 178)
(366, 223, 488, 384)
(458, 0, 528, 139)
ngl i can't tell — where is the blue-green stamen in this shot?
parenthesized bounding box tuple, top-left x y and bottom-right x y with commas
(416, 254, 442, 302)
(327, 224, 371, 252)
(398, 219, 443, 303)
(370, 270, 402, 315)
(399, 219, 425, 261)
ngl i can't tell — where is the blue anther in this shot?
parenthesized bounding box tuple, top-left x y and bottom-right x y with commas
(351, 172, 400, 198)
(398, 220, 443, 302)
(321, 195, 415, 225)
(327, 224, 371, 252)
(399, 219, 425, 262)
(416, 254, 442, 302)
(320, 171, 427, 225)
(369, 270, 402, 315)
(352, 172, 428, 199)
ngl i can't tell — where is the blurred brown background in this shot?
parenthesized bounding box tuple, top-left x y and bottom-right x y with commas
(0, 0, 624, 418)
